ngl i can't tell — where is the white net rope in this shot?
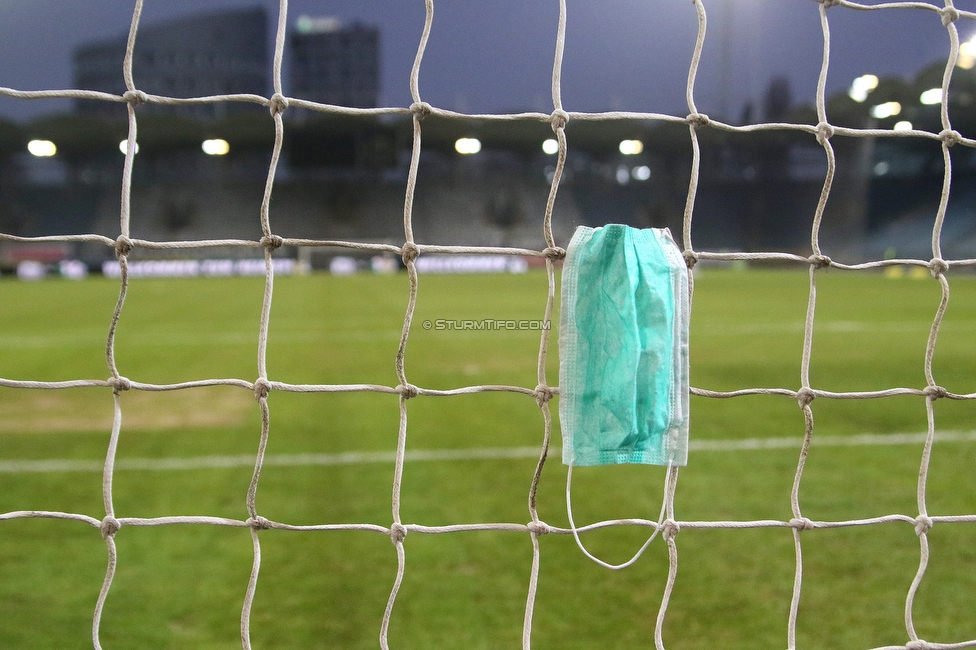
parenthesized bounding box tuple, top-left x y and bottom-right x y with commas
(2, 0, 976, 649)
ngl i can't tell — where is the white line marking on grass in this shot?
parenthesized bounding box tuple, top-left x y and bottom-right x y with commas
(2, 431, 975, 474)
(696, 321, 976, 336)
(0, 329, 406, 350)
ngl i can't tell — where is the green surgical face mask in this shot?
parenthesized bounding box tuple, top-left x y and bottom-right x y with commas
(558, 224, 690, 569)
(559, 224, 689, 469)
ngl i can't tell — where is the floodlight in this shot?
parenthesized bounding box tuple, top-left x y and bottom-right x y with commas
(619, 140, 643, 155)
(454, 138, 481, 154)
(202, 138, 230, 155)
(27, 140, 56, 157)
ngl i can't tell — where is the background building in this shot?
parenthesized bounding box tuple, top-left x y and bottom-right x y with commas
(73, 6, 268, 120)
(289, 16, 379, 110)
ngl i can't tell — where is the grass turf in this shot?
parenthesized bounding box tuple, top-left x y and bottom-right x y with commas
(1, 267, 975, 649)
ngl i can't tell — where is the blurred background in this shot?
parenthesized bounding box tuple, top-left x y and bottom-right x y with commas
(2, 0, 976, 271)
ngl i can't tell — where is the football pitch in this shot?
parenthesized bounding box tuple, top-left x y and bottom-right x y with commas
(1, 267, 975, 649)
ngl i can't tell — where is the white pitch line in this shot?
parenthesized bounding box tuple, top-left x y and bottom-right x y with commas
(2, 431, 976, 474)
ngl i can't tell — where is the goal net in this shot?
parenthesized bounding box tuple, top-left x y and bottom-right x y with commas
(2, 1, 976, 649)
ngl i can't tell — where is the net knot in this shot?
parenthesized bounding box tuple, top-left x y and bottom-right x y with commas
(914, 515, 934, 536)
(268, 93, 289, 116)
(808, 254, 832, 269)
(683, 250, 699, 269)
(796, 387, 815, 408)
(923, 385, 948, 400)
(906, 639, 930, 650)
(400, 242, 420, 265)
(543, 246, 566, 261)
(527, 520, 550, 536)
(122, 89, 147, 105)
(534, 384, 554, 407)
(109, 375, 131, 394)
(790, 517, 815, 531)
(389, 523, 408, 544)
(247, 515, 272, 530)
(261, 234, 283, 251)
(115, 235, 133, 258)
(928, 257, 948, 276)
(550, 109, 569, 132)
(410, 102, 432, 120)
(399, 383, 420, 399)
(939, 128, 961, 146)
(100, 516, 121, 539)
(941, 6, 960, 26)
(686, 112, 710, 130)
(816, 121, 834, 145)
(817, 0, 841, 7)
(253, 378, 272, 401)
(661, 519, 680, 541)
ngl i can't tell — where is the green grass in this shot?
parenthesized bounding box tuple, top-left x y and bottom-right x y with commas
(2, 268, 976, 649)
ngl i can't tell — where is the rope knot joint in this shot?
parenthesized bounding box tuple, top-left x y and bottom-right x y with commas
(941, 6, 960, 26)
(261, 234, 284, 251)
(247, 516, 272, 530)
(683, 250, 699, 269)
(817, 0, 841, 8)
(928, 258, 948, 277)
(110, 376, 131, 394)
(534, 384, 554, 407)
(550, 109, 569, 132)
(122, 89, 147, 105)
(527, 521, 550, 536)
(268, 93, 289, 116)
(809, 254, 832, 270)
(796, 387, 816, 408)
(661, 518, 680, 541)
(790, 517, 815, 531)
(939, 129, 961, 146)
(923, 385, 948, 401)
(100, 516, 121, 539)
(400, 242, 420, 265)
(816, 121, 834, 145)
(390, 523, 407, 544)
(399, 383, 420, 399)
(914, 515, 934, 536)
(410, 102, 432, 120)
(253, 378, 272, 401)
(687, 112, 710, 130)
(115, 235, 133, 259)
(543, 246, 566, 261)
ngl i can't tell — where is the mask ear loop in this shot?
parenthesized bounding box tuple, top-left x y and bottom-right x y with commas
(565, 460, 672, 570)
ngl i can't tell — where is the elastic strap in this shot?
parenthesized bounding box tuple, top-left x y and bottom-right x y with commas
(565, 461, 671, 570)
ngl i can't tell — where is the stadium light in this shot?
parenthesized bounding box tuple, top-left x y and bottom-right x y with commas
(632, 165, 651, 181)
(893, 121, 913, 132)
(959, 37, 976, 69)
(920, 88, 942, 105)
(542, 138, 558, 155)
(848, 74, 879, 103)
(119, 140, 139, 155)
(619, 139, 643, 155)
(202, 138, 230, 156)
(454, 138, 481, 154)
(27, 139, 56, 157)
(869, 101, 901, 119)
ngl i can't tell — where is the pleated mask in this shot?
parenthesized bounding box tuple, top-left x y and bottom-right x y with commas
(559, 224, 690, 469)
(558, 224, 690, 569)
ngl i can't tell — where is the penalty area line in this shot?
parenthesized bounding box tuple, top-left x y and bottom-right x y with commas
(1, 431, 975, 474)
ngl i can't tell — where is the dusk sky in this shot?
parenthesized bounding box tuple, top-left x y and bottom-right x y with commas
(1, 0, 975, 123)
